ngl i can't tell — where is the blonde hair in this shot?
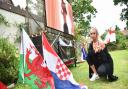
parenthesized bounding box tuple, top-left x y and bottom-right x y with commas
(90, 27, 99, 35)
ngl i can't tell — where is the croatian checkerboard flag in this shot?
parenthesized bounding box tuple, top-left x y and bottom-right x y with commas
(42, 32, 87, 89)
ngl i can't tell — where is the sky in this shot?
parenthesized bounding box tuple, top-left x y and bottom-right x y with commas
(91, 0, 126, 34)
(12, 0, 26, 9)
(12, 0, 126, 34)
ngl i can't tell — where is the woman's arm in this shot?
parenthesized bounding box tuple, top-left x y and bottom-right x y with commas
(102, 46, 113, 61)
(86, 43, 95, 65)
(88, 43, 95, 55)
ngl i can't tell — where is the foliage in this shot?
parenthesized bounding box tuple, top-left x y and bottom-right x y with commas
(71, 0, 97, 36)
(14, 83, 31, 89)
(113, 0, 128, 28)
(116, 30, 128, 49)
(27, 0, 43, 16)
(15, 23, 26, 31)
(106, 42, 117, 51)
(101, 31, 107, 40)
(105, 27, 128, 50)
(0, 37, 19, 85)
(0, 14, 9, 26)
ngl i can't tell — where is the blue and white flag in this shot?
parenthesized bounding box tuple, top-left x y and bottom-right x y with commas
(81, 47, 87, 61)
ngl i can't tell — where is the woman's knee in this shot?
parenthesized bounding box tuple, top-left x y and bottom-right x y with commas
(97, 64, 107, 76)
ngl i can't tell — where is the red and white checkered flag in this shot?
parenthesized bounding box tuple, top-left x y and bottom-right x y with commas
(56, 59, 71, 80)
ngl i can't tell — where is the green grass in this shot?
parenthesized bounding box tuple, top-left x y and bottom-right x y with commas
(70, 50, 128, 89)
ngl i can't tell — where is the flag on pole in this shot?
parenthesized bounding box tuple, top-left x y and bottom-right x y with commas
(81, 47, 87, 61)
(104, 27, 116, 44)
(19, 29, 55, 89)
(42, 32, 88, 89)
(0, 81, 7, 89)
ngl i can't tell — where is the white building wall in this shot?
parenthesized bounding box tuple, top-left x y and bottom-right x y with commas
(0, 9, 44, 48)
(0, 9, 25, 43)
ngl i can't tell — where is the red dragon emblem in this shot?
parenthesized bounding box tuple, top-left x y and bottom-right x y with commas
(24, 46, 55, 89)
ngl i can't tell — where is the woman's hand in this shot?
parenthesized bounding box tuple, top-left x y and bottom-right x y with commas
(94, 46, 102, 53)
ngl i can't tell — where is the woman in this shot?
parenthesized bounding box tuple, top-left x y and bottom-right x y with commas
(86, 27, 118, 82)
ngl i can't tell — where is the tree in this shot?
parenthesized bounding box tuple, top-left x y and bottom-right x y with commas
(27, 0, 43, 16)
(105, 25, 128, 50)
(113, 0, 128, 28)
(0, 37, 19, 84)
(71, 0, 97, 36)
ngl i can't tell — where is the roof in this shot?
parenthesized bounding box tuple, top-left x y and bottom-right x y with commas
(0, 0, 14, 5)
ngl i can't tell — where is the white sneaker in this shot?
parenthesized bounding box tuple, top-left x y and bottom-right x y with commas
(90, 73, 100, 81)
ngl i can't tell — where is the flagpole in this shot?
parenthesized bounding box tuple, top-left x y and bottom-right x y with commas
(21, 29, 25, 83)
(51, 32, 61, 46)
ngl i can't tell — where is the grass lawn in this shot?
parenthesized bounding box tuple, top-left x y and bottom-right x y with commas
(70, 50, 128, 89)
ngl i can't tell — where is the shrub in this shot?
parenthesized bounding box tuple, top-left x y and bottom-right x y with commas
(106, 30, 128, 51)
(14, 83, 31, 89)
(106, 42, 117, 51)
(0, 37, 19, 85)
(120, 41, 127, 49)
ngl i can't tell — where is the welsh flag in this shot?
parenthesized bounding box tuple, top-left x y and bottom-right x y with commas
(0, 82, 7, 89)
(18, 29, 55, 89)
